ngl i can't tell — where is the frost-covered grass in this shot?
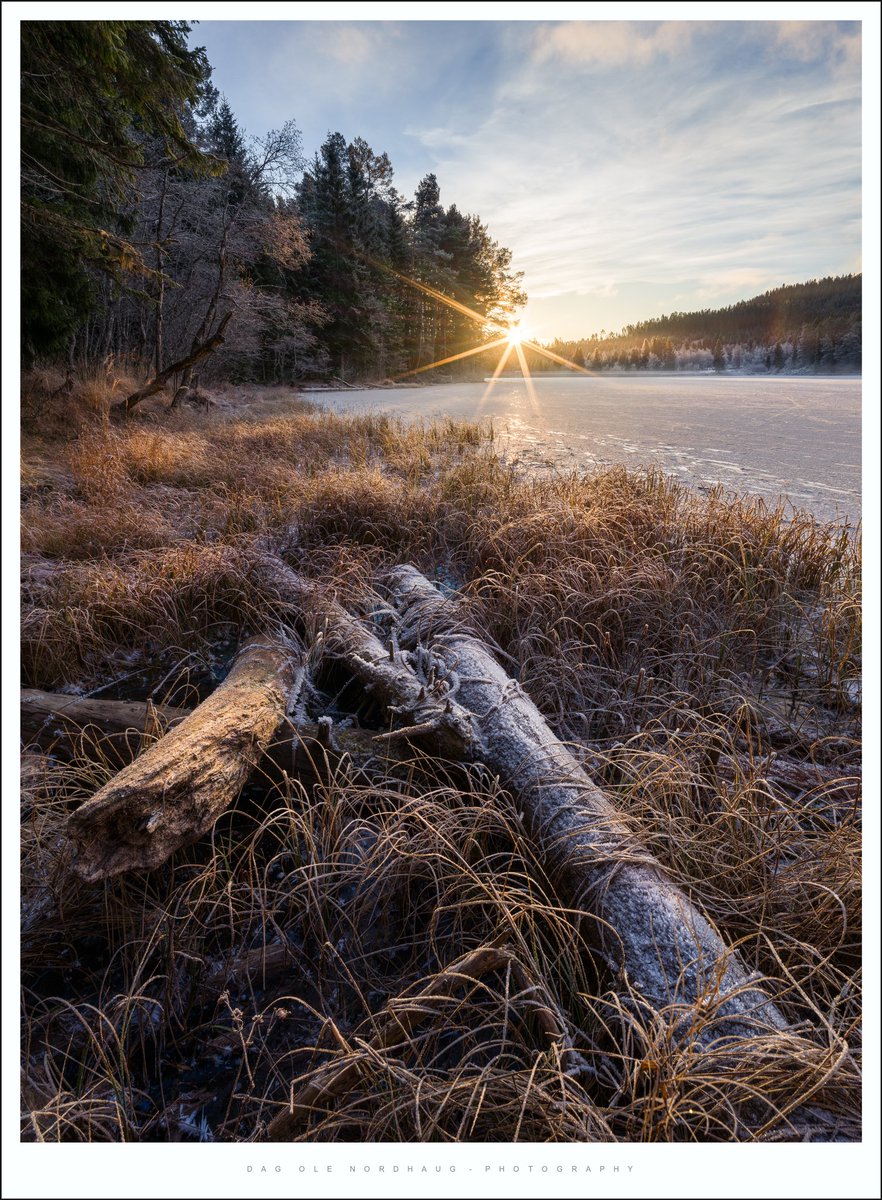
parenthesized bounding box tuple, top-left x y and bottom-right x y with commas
(20, 383, 861, 1142)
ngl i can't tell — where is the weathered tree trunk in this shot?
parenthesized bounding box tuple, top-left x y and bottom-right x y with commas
(153, 167, 169, 377)
(66, 638, 302, 881)
(250, 556, 790, 1041)
(118, 311, 232, 413)
(22, 689, 190, 744)
(382, 566, 788, 1040)
(21, 689, 193, 773)
(251, 557, 476, 757)
(194, 942, 302, 1007)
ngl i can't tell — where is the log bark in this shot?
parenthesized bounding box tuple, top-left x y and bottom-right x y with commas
(21, 684, 426, 874)
(719, 751, 860, 795)
(117, 311, 232, 414)
(22, 689, 190, 748)
(194, 942, 301, 1007)
(251, 556, 788, 1040)
(383, 566, 789, 1041)
(21, 689, 400, 775)
(66, 638, 302, 881)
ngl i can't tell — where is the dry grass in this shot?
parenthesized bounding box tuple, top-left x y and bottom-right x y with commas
(20, 381, 861, 1143)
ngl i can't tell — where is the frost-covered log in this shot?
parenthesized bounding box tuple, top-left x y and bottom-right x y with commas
(67, 638, 303, 881)
(252, 557, 475, 757)
(21, 688, 405, 780)
(384, 566, 788, 1041)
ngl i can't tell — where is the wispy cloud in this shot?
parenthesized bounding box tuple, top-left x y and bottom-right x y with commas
(408, 21, 861, 334)
(775, 20, 861, 69)
(320, 25, 375, 64)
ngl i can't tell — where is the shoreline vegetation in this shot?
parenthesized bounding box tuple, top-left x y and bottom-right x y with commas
(297, 366, 862, 391)
(20, 381, 861, 1144)
(19, 21, 861, 1148)
(294, 363, 863, 396)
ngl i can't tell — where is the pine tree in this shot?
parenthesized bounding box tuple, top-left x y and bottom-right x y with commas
(207, 98, 247, 165)
(292, 145, 524, 380)
(296, 133, 371, 378)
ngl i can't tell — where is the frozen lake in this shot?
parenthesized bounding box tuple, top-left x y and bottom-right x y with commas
(316, 374, 861, 526)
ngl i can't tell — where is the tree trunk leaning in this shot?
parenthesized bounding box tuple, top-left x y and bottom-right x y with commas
(21, 688, 415, 784)
(119, 311, 232, 413)
(22, 688, 190, 744)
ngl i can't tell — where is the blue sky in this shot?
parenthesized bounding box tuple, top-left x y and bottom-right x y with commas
(191, 18, 862, 340)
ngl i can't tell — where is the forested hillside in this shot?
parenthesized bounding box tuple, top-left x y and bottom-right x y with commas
(21, 20, 524, 390)
(525, 276, 862, 374)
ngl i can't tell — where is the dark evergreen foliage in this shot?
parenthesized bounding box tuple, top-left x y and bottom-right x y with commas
(20, 23, 858, 385)
(20, 16, 524, 385)
(20, 20, 214, 363)
(293, 144, 526, 380)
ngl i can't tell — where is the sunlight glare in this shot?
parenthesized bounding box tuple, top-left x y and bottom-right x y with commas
(352, 252, 589, 387)
(514, 341, 540, 416)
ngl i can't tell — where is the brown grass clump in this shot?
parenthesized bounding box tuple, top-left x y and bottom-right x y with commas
(20, 382, 861, 1143)
(21, 364, 143, 440)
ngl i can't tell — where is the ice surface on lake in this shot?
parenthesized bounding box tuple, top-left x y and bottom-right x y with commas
(317, 375, 861, 526)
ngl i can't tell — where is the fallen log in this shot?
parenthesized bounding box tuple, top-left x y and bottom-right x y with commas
(21, 690, 418, 784)
(381, 575, 856, 1136)
(721, 751, 861, 797)
(250, 557, 476, 757)
(253, 558, 786, 1040)
(21, 691, 192, 744)
(194, 941, 302, 1007)
(66, 638, 303, 881)
(383, 566, 788, 1041)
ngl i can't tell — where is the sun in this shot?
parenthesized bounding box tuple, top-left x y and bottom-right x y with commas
(380, 262, 590, 386)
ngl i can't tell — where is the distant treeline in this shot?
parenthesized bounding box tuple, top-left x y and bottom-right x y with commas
(21, 20, 524, 384)
(524, 276, 861, 374)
